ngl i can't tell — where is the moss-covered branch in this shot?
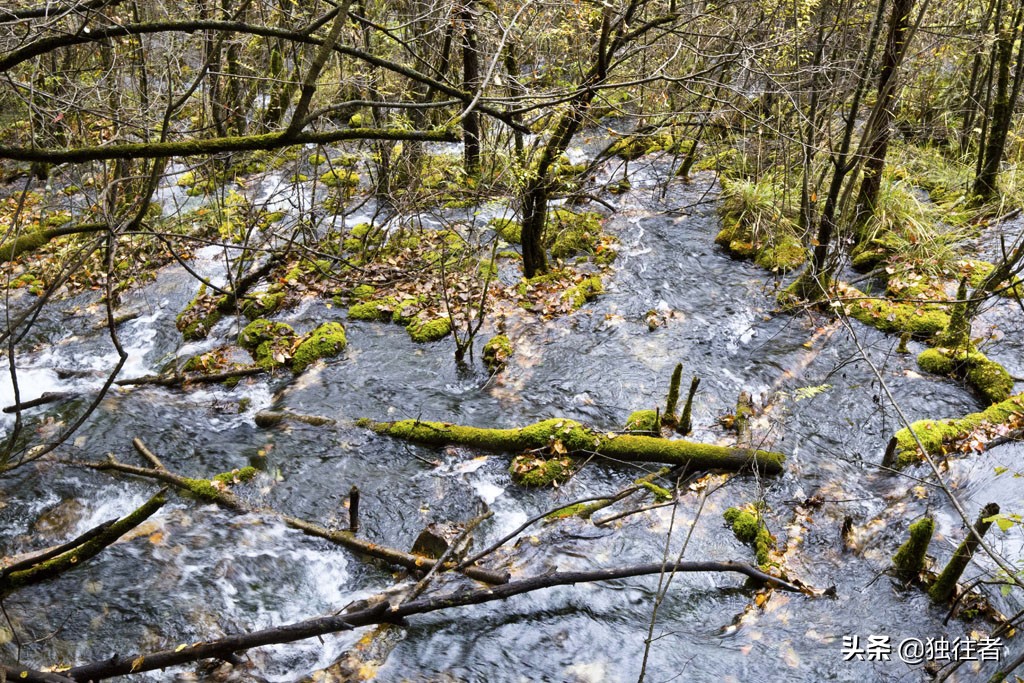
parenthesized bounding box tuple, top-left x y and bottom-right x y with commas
(0, 128, 456, 164)
(890, 393, 1024, 467)
(0, 490, 165, 597)
(1, 222, 107, 263)
(359, 417, 785, 474)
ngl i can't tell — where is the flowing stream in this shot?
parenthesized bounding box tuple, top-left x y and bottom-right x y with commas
(1, 151, 1023, 682)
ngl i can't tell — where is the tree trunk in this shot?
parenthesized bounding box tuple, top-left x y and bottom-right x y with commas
(460, 0, 481, 175)
(853, 0, 915, 232)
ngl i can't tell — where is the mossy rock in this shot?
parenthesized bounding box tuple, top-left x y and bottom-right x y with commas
(239, 318, 295, 352)
(348, 297, 398, 322)
(723, 506, 773, 567)
(917, 347, 1013, 404)
(241, 289, 286, 320)
(509, 454, 574, 487)
(482, 334, 513, 373)
(320, 169, 360, 189)
(892, 393, 1024, 466)
(391, 297, 424, 325)
(562, 276, 603, 309)
(406, 317, 452, 343)
(489, 217, 522, 244)
(625, 409, 659, 433)
(292, 322, 347, 373)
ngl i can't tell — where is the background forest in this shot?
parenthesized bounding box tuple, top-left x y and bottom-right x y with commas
(1, 0, 1024, 680)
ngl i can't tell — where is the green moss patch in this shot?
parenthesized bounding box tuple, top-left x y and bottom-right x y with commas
(838, 283, 949, 338)
(489, 217, 522, 244)
(406, 317, 451, 343)
(238, 318, 296, 370)
(548, 208, 603, 260)
(625, 409, 659, 433)
(483, 334, 513, 373)
(320, 169, 360, 189)
(562, 276, 603, 310)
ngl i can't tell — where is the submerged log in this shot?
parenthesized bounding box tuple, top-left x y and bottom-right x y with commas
(358, 417, 785, 475)
(891, 516, 934, 582)
(929, 503, 999, 603)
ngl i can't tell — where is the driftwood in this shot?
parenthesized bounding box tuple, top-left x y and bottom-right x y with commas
(79, 440, 508, 585)
(3, 560, 804, 683)
(2, 391, 79, 414)
(254, 409, 335, 427)
(360, 417, 786, 474)
(0, 490, 165, 597)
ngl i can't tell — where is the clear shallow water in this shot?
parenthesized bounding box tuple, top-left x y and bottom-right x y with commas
(0, 159, 1021, 682)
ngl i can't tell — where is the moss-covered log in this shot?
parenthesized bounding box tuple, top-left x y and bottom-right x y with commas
(838, 283, 949, 337)
(890, 393, 1024, 467)
(892, 516, 934, 582)
(0, 222, 107, 264)
(359, 417, 785, 474)
(0, 491, 165, 597)
(917, 347, 1014, 404)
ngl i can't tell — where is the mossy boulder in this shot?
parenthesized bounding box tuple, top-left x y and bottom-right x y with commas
(241, 289, 286, 320)
(482, 335, 513, 373)
(348, 297, 398, 322)
(917, 348, 1014, 404)
(891, 393, 1024, 466)
(489, 217, 522, 244)
(238, 318, 296, 370)
(292, 322, 347, 373)
(723, 506, 773, 567)
(320, 169, 360, 189)
(406, 317, 452, 343)
(509, 454, 574, 487)
(625, 410, 659, 433)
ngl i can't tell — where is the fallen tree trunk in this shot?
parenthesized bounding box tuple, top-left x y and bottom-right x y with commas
(5, 560, 804, 682)
(358, 418, 786, 475)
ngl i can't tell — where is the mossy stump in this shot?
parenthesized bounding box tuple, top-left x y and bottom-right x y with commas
(359, 417, 786, 474)
(892, 517, 935, 582)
